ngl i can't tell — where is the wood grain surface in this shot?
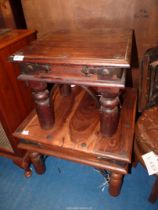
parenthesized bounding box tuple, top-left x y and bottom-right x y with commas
(11, 29, 132, 67)
(14, 87, 137, 163)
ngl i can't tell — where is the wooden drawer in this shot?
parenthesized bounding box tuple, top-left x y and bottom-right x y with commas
(19, 62, 125, 88)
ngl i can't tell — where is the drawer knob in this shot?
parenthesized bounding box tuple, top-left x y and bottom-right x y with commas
(81, 66, 110, 77)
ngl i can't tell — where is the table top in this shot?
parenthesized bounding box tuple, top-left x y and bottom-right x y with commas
(14, 87, 136, 167)
(11, 28, 133, 67)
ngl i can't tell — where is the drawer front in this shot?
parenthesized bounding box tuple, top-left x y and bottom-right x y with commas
(20, 63, 124, 87)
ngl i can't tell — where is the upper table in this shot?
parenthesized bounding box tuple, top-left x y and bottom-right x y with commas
(10, 28, 133, 137)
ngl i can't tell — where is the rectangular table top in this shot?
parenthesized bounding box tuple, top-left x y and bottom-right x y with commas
(10, 28, 133, 67)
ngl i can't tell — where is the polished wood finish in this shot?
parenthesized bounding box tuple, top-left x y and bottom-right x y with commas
(148, 177, 158, 203)
(135, 106, 158, 203)
(99, 87, 120, 136)
(18, 143, 128, 175)
(14, 87, 137, 163)
(60, 84, 71, 96)
(21, 0, 158, 87)
(109, 173, 123, 196)
(13, 152, 32, 177)
(10, 28, 136, 196)
(10, 29, 132, 67)
(14, 87, 137, 196)
(0, 29, 36, 165)
(28, 81, 54, 129)
(10, 28, 132, 137)
(29, 152, 46, 175)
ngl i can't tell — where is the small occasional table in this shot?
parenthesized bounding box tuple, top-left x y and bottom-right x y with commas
(11, 28, 137, 197)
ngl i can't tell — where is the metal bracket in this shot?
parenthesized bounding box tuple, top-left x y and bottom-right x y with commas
(20, 62, 51, 74)
(81, 66, 123, 79)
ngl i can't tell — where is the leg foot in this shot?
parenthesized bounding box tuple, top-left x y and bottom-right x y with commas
(148, 176, 158, 203)
(13, 153, 32, 177)
(109, 173, 123, 196)
(29, 152, 46, 175)
(24, 168, 32, 178)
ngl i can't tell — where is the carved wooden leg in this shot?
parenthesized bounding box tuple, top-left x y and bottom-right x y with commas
(132, 141, 139, 168)
(99, 88, 120, 137)
(24, 168, 32, 177)
(148, 176, 158, 203)
(13, 153, 32, 177)
(29, 152, 46, 175)
(109, 173, 123, 196)
(28, 81, 54, 129)
(14, 162, 32, 177)
(60, 84, 71, 96)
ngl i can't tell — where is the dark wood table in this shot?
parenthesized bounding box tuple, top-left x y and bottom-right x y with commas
(10, 28, 133, 137)
(10, 28, 137, 197)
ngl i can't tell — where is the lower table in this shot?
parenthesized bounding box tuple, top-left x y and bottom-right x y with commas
(14, 86, 136, 197)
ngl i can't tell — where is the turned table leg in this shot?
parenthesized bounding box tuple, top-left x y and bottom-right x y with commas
(99, 88, 120, 137)
(13, 153, 32, 177)
(148, 176, 158, 203)
(29, 152, 46, 175)
(109, 173, 123, 196)
(23, 157, 32, 178)
(28, 81, 54, 129)
(13, 159, 32, 177)
(60, 84, 71, 96)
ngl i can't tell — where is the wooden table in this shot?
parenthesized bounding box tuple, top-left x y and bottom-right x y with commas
(13, 86, 136, 196)
(10, 28, 133, 137)
(10, 28, 136, 197)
